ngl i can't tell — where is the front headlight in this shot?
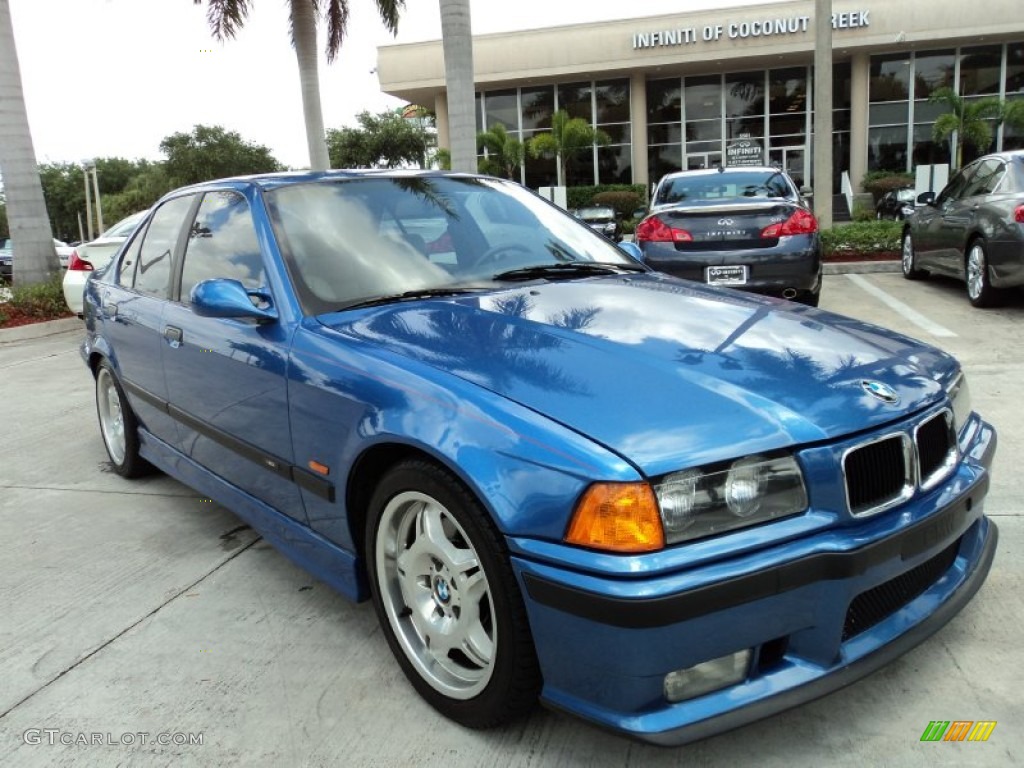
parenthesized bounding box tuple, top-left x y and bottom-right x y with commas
(948, 371, 973, 438)
(655, 454, 808, 544)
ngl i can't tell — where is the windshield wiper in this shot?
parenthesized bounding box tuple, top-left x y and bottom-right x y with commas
(340, 286, 489, 311)
(492, 262, 646, 282)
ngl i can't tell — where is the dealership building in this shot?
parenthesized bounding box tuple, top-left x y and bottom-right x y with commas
(377, 0, 1024, 202)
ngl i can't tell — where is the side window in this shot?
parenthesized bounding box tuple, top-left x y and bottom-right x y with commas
(936, 164, 977, 206)
(179, 191, 265, 303)
(117, 231, 143, 288)
(962, 159, 1005, 197)
(136, 196, 194, 297)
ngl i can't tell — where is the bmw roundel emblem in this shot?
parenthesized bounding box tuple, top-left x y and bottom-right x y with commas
(861, 379, 900, 405)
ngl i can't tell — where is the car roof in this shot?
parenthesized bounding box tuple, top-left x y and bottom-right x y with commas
(173, 169, 482, 193)
(660, 166, 788, 179)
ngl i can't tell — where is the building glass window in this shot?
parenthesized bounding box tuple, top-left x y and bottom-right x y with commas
(684, 75, 721, 121)
(648, 79, 681, 124)
(648, 144, 681, 181)
(725, 71, 764, 118)
(521, 86, 554, 131)
(523, 153, 556, 190)
(869, 125, 909, 172)
(960, 46, 1002, 96)
(870, 54, 911, 102)
(597, 145, 632, 184)
(595, 79, 630, 124)
(557, 82, 592, 120)
(913, 49, 955, 100)
(1007, 43, 1024, 95)
(484, 90, 518, 131)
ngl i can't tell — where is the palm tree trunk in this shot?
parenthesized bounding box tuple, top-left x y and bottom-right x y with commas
(0, 0, 58, 285)
(290, 0, 330, 171)
(439, 0, 476, 173)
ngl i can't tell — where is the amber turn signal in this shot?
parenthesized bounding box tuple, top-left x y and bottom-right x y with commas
(565, 482, 665, 553)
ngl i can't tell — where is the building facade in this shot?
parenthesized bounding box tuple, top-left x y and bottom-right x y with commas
(377, 0, 1024, 195)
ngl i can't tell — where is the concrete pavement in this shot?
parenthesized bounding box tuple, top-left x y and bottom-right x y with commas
(0, 274, 1021, 766)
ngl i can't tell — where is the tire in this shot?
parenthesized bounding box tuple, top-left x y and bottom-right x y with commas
(965, 238, 1005, 308)
(366, 459, 541, 728)
(95, 360, 151, 478)
(901, 231, 928, 280)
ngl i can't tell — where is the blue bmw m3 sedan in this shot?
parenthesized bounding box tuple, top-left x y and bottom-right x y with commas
(81, 170, 996, 744)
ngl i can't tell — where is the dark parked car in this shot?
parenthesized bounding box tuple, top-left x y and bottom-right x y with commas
(82, 171, 996, 745)
(902, 150, 1024, 307)
(575, 205, 621, 241)
(636, 167, 822, 305)
(875, 187, 916, 220)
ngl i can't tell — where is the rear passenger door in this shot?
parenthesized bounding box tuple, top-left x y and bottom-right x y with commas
(101, 194, 196, 444)
(160, 190, 306, 522)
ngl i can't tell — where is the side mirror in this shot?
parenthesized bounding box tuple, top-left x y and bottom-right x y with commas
(618, 241, 644, 262)
(192, 279, 277, 322)
(917, 191, 937, 206)
(800, 186, 813, 199)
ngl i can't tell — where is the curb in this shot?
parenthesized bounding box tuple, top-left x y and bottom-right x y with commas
(0, 316, 84, 343)
(824, 260, 900, 275)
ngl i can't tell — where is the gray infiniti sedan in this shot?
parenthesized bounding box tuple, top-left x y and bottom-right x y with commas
(901, 150, 1024, 307)
(635, 167, 822, 306)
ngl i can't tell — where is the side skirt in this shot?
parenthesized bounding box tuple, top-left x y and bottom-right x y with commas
(138, 428, 368, 602)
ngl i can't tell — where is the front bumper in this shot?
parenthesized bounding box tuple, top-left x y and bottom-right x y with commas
(511, 421, 996, 745)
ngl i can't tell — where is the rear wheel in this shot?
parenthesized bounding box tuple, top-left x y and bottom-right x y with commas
(366, 460, 541, 728)
(966, 239, 1005, 308)
(95, 361, 151, 478)
(901, 231, 928, 280)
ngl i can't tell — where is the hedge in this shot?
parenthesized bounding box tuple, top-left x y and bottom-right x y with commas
(820, 221, 902, 256)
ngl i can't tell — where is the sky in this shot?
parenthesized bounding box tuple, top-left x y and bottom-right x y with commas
(9, 0, 775, 170)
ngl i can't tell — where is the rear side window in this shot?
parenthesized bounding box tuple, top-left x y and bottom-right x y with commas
(961, 159, 1005, 197)
(135, 195, 194, 298)
(179, 191, 265, 303)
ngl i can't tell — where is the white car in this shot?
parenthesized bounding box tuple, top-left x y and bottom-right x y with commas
(53, 239, 74, 268)
(63, 211, 147, 315)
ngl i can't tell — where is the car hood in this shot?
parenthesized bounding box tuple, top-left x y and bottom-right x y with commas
(318, 274, 957, 476)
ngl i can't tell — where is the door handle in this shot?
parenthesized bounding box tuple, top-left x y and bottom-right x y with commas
(164, 326, 183, 346)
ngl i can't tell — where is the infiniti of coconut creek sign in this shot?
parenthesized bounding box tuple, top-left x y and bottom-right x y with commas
(632, 10, 870, 48)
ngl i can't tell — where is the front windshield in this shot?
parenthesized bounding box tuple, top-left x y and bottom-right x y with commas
(265, 176, 636, 314)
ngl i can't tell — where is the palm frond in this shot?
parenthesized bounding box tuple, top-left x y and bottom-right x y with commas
(375, 0, 404, 36)
(932, 113, 959, 142)
(323, 0, 350, 61)
(196, 0, 252, 41)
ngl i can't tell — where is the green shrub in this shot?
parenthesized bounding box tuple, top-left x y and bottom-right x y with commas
(591, 190, 644, 219)
(567, 184, 646, 212)
(820, 221, 902, 256)
(861, 170, 914, 202)
(620, 218, 638, 236)
(852, 201, 876, 222)
(8, 274, 68, 319)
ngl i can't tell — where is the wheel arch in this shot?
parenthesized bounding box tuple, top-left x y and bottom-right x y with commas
(346, 442, 476, 580)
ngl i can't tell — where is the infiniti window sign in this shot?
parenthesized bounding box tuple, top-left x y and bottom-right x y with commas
(633, 10, 870, 49)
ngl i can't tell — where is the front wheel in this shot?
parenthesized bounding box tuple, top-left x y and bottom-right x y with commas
(966, 239, 1005, 308)
(901, 231, 928, 280)
(95, 361, 151, 478)
(366, 460, 541, 728)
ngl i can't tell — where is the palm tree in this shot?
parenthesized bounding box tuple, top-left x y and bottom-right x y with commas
(439, 0, 475, 173)
(0, 0, 58, 285)
(194, 0, 403, 171)
(477, 124, 524, 180)
(528, 110, 610, 187)
(930, 87, 1003, 170)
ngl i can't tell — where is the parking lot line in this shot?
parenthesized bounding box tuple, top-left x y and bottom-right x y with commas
(845, 274, 957, 338)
